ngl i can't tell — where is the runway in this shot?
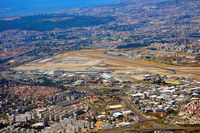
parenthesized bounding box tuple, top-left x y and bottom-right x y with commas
(84, 54, 200, 76)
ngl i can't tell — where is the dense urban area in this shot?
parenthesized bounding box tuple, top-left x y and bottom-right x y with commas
(0, 0, 200, 133)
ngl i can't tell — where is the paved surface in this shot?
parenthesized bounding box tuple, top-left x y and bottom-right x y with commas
(119, 95, 200, 132)
(97, 127, 131, 133)
(118, 96, 160, 128)
(130, 127, 200, 132)
(84, 54, 200, 76)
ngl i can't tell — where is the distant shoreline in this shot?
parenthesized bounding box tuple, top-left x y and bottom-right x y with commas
(0, 0, 118, 17)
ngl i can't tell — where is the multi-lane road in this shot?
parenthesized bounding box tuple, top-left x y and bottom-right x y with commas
(118, 95, 160, 128)
(118, 95, 200, 132)
(130, 127, 200, 132)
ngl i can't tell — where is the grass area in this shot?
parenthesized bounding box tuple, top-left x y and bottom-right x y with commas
(0, 114, 8, 120)
(88, 100, 102, 112)
(154, 119, 171, 127)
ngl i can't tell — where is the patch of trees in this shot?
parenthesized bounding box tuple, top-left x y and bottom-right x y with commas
(116, 43, 150, 49)
(0, 14, 115, 31)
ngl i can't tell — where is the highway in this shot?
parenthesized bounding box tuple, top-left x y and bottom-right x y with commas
(84, 54, 200, 76)
(129, 127, 200, 132)
(118, 95, 160, 128)
(85, 94, 200, 133)
(118, 95, 200, 132)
